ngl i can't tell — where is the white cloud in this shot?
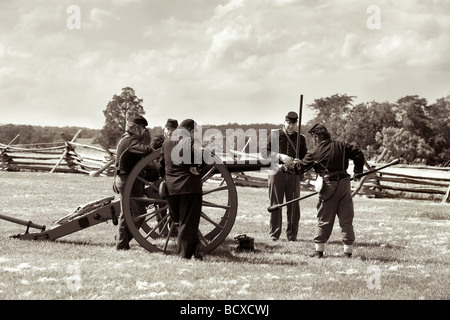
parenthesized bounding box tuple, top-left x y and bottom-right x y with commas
(89, 8, 119, 29)
(0, 43, 33, 60)
(112, 0, 140, 7)
(203, 24, 257, 70)
(270, 0, 298, 7)
(214, 0, 245, 20)
(75, 52, 101, 68)
(340, 33, 358, 58)
(14, 3, 62, 33)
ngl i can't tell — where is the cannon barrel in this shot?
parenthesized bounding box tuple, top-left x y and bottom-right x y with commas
(213, 150, 274, 173)
(221, 161, 272, 173)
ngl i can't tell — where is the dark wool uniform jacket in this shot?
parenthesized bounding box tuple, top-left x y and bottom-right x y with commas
(262, 129, 308, 160)
(159, 136, 203, 195)
(115, 132, 153, 175)
(291, 139, 365, 177)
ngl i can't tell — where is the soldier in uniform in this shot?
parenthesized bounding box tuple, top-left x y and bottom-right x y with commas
(114, 116, 153, 250)
(148, 118, 179, 236)
(158, 119, 205, 260)
(282, 123, 365, 258)
(261, 111, 307, 241)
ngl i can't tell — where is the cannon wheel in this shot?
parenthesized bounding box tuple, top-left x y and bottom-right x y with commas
(121, 150, 238, 255)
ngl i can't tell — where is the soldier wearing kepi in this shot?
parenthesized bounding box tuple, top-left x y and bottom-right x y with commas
(113, 115, 153, 250)
(164, 118, 179, 139)
(282, 123, 365, 258)
(148, 118, 179, 236)
(158, 119, 205, 260)
(261, 111, 307, 241)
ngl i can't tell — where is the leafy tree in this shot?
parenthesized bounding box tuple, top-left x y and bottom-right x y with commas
(309, 94, 355, 121)
(306, 93, 356, 141)
(389, 94, 450, 165)
(396, 95, 433, 140)
(425, 96, 450, 165)
(99, 87, 145, 148)
(344, 101, 398, 158)
(376, 127, 435, 164)
(305, 93, 449, 165)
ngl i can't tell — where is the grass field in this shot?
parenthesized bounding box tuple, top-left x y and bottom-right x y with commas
(0, 171, 448, 303)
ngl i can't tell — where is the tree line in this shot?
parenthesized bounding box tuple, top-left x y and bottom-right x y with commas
(0, 124, 100, 146)
(304, 94, 449, 166)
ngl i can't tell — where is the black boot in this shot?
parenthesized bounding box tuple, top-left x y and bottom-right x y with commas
(310, 251, 323, 258)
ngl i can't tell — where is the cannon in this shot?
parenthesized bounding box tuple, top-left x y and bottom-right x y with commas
(0, 150, 272, 255)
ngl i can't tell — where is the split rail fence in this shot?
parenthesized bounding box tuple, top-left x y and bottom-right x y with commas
(0, 130, 115, 177)
(353, 162, 450, 203)
(1, 132, 449, 202)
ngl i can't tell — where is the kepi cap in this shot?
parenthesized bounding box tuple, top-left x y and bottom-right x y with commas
(130, 115, 148, 127)
(308, 123, 328, 135)
(179, 118, 197, 131)
(285, 111, 298, 123)
(165, 118, 178, 129)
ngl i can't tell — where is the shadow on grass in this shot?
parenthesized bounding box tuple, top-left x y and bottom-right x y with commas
(326, 239, 406, 250)
(324, 239, 410, 263)
(54, 238, 114, 248)
(291, 238, 406, 250)
(292, 238, 414, 263)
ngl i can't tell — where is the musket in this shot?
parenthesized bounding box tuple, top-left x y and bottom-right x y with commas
(267, 158, 400, 212)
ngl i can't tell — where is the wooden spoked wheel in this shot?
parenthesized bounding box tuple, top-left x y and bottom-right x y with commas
(121, 150, 238, 255)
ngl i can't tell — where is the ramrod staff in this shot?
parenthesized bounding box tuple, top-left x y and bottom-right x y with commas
(295, 94, 303, 205)
(296, 94, 303, 159)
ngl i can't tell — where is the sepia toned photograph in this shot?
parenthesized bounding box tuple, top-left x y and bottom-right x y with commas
(0, 0, 448, 311)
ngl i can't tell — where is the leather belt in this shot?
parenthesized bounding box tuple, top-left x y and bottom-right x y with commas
(325, 173, 349, 181)
(323, 170, 349, 182)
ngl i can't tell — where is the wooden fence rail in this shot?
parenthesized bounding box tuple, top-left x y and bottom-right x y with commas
(224, 163, 450, 203)
(1, 135, 449, 202)
(1, 134, 115, 176)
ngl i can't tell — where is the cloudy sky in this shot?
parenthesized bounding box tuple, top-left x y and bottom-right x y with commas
(1, 0, 449, 129)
